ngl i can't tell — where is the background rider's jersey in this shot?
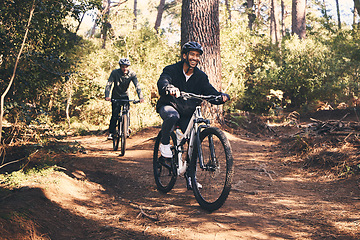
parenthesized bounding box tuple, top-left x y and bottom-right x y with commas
(105, 69, 143, 99)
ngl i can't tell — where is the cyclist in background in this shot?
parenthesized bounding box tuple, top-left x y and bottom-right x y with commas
(105, 58, 144, 140)
(156, 41, 230, 159)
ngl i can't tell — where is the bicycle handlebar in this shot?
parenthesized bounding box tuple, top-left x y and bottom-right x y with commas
(179, 91, 222, 101)
(111, 99, 140, 104)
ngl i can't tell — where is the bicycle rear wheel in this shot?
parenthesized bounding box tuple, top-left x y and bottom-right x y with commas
(190, 127, 233, 212)
(112, 118, 121, 151)
(153, 131, 177, 193)
(119, 114, 128, 156)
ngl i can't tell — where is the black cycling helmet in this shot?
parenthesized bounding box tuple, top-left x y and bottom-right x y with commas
(119, 58, 131, 66)
(181, 41, 203, 55)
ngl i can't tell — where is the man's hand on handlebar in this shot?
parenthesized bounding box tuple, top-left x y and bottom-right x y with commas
(221, 93, 230, 103)
(139, 98, 145, 103)
(168, 87, 181, 98)
(105, 97, 111, 101)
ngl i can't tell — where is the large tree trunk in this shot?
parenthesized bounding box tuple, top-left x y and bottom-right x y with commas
(181, 0, 221, 90)
(154, 0, 166, 33)
(270, 0, 281, 44)
(181, 0, 223, 122)
(292, 0, 306, 39)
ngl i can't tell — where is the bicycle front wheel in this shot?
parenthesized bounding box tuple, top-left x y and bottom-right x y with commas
(113, 118, 121, 151)
(190, 127, 233, 212)
(153, 131, 177, 193)
(119, 114, 128, 156)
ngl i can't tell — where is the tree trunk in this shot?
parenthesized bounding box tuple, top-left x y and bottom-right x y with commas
(247, 0, 255, 30)
(75, 12, 86, 34)
(181, 0, 221, 90)
(270, 0, 281, 44)
(354, 3, 358, 27)
(133, 0, 138, 30)
(335, 0, 341, 29)
(225, 0, 231, 24)
(292, 0, 306, 39)
(154, 0, 166, 33)
(101, 0, 128, 48)
(355, 0, 360, 17)
(101, 0, 110, 49)
(181, 0, 223, 122)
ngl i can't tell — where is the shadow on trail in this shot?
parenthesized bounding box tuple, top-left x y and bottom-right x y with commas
(2, 127, 358, 239)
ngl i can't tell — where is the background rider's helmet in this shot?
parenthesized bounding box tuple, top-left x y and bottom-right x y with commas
(118, 58, 131, 66)
(181, 42, 203, 55)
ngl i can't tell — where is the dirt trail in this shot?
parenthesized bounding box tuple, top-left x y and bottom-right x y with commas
(1, 126, 360, 239)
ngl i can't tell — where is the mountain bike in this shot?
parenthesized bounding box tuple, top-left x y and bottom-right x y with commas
(112, 99, 139, 156)
(153, 92, 234, 212)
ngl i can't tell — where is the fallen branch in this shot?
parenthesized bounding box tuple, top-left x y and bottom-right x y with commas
(0, 150, 38, 170)
(135, 206, 158, 221)
(243, 164, 276, 181)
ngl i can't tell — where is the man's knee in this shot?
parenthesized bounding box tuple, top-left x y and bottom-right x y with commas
(166, 113, 180, 124)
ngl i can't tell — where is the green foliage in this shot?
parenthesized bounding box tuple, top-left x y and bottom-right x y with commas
(64, 27, 176, 131)
(222, 23, 360, 114)
(3, 0, 360, 135)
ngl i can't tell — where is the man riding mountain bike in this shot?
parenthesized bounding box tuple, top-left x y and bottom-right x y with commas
(105, 58, 144, 140)
(156, 41, 230, 159)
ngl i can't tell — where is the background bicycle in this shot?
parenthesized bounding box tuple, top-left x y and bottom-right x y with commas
(153, 92, 234, 212)
(111, 99, 139, 156)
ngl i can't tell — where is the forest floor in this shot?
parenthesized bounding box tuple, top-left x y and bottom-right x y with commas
(1, 109, 360, 240)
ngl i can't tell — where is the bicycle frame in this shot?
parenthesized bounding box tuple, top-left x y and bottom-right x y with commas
(175, 104, 214, 174)
(112, 99, 139, 133)
(111, 99, 139, 154)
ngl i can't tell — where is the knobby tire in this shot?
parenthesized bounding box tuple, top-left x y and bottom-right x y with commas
(113, 118, 121, 151)
(153, 131, 177, 193)
(119, 114, 128, 156)
(190, 127, 233, 212)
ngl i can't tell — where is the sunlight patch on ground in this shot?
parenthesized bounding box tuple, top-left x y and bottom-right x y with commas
(41, 172, 105, 206)
(119, 149, 153, 158)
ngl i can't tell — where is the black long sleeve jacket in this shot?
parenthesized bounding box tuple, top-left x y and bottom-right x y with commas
(156, 61, 223, 117)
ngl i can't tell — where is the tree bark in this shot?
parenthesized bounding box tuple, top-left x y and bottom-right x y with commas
(154, 0, 166, 33)
(292, 0, 306, 39)
(270, 0, 281, 44)
(181, 0, 221, 90)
